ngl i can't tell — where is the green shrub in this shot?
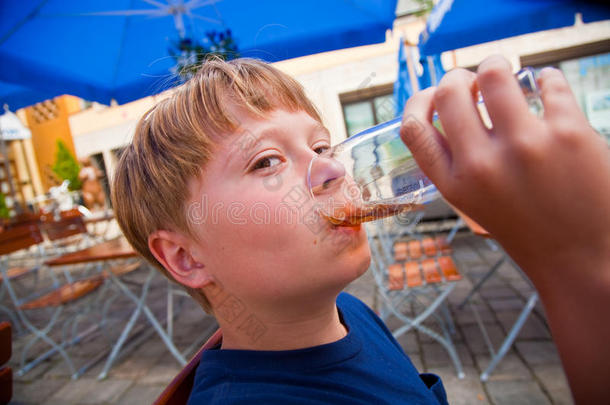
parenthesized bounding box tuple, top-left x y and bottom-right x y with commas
(0, 191, 9, 219)
(52, 140, 82, 191)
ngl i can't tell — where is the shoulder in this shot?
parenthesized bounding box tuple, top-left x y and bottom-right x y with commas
(337, 292, 405, 354)
(337, 291, 372, 313)
(337, 292, 386, 331)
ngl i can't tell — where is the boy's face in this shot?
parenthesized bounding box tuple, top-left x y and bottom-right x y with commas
(187, 109, 370, 313)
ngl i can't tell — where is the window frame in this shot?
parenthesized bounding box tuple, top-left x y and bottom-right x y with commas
(340, 83, 394, 138)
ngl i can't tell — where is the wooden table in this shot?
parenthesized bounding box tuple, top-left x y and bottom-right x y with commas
(452, 209, 539, 381)
(45, 237, 134, 267)
(46, 237, 188, 379)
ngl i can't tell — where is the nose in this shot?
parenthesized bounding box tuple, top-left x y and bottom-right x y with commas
(307, 154, 346, 198)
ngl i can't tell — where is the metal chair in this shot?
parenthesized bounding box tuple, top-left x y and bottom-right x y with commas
(0, 223, 107, 379)
(0, 223, 45, 334)
(367, 219, 465, 378)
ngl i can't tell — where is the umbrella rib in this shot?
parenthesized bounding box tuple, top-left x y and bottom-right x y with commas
(79, 10, 169, 17)
(0, 0, 50, 46)
(140, 0, 170, 9)
(110, 7, 134, 102)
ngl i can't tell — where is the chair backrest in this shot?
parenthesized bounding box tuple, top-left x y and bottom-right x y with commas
(368, 219, 459, 291)
(40, 208, 87, 241)
(0, 223, 44, 256)
(153, 329, 223, 405)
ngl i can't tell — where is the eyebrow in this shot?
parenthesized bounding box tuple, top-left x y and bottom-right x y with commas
(229, 120, 330, 169)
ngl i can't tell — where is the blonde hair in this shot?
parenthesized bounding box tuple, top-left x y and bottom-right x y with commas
(111, 57, 322, 312)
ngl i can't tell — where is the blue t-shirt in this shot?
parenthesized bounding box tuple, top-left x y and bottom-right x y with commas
(188, 292, 447, 404)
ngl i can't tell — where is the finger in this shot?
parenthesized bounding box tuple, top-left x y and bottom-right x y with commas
(477, 55, 531, 138)
(538, 67, 583, 122)
(434, 68, 489, 155)
(400, 87, 451, 191)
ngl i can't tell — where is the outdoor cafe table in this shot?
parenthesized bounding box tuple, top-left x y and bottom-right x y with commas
(450, 209, 540, 381)
(45, 237, 188, 379)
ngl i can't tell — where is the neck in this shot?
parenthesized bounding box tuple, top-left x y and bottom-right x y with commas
(218, 295, 347, 351)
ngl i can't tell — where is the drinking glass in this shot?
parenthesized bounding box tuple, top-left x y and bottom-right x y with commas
(307, 68, 543, 226)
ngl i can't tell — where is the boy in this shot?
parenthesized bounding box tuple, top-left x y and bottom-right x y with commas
(112, 56, 610, 404)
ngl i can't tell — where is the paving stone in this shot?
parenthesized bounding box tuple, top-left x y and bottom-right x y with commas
(515, 341, 562, 366)
(454, 343, 474, 366)
(406, 352, 424, 372)
(79, 379, 134, 404)
(115, 383, 166, 405)
(475, 353, 532, 381)
(422, 342, 474, 369)
(128, 338, 171, 361)
(44, 355, 94, 378)
(429, 366, 490, 405)
(47, 377, 132, 405)
(480, 286, 518, 300)
(447, 290, 473, 306)
(496, 262, 524, 282)
(487, 297, 527, 312)
(532, 365, 574, 405)
(461, 323, 506, 355)
(453, 303, 496, 325)
(452, 248, 481, 264)
(422, 342, 452, 368)
(108, 354, 158, 379)
(495, 312, 550, 340)
(509, 279, 533, 293)
(396, 331, 419, 354)
(12, 378, 67, 404)
(138, 360, 182, 385)
(381, 314, 403, 332)
(485, 380, 551, 405)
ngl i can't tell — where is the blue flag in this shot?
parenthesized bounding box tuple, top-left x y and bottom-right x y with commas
(418, 53, 446, 90)
(393, 39, 413, 118)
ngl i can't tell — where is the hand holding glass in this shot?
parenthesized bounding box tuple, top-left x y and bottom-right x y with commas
(307, 68, 543, 226)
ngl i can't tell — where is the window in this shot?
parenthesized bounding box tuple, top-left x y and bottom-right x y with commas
(522, 40, 610, 143)
(340, 84, 395, 138)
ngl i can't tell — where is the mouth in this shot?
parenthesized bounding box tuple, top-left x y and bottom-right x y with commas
(329, 221, 362, 233)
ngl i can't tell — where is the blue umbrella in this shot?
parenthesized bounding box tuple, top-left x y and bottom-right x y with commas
(1, 0, 398, 105)
(419, 0, 610, 56)
(0, 81, 58, 111)
(393, 39, 413, 117)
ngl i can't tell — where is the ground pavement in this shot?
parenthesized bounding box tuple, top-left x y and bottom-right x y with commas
(7, 231, 573, 405)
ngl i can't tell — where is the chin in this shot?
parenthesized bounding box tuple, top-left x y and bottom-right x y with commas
(354, 247, 372, 278)
(341, 240, 372, 283)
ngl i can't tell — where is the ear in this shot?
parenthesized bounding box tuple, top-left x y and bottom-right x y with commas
(148, 230, 212, 289)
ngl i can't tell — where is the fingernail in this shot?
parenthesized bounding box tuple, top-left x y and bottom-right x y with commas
(539, 67, 559, 78)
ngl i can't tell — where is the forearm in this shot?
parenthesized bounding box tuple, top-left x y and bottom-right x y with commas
(513, 249, 610, 404)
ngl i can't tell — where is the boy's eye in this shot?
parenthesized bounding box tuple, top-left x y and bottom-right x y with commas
(314, 145, 330, 155)
(251, 156, 282, 171)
